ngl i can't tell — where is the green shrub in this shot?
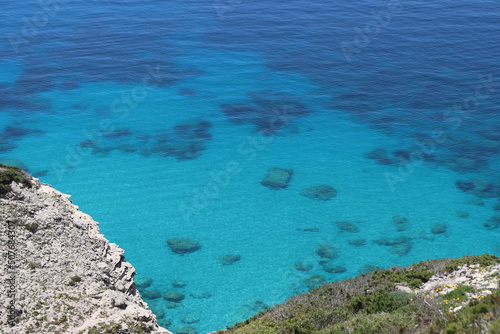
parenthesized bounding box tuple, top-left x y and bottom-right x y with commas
(0, 164, 32, 196)
(69, 276, 82, 286)
(444, 254, 500, 272)
(25, 223, 39, 233)
(370, 267, 434, 289)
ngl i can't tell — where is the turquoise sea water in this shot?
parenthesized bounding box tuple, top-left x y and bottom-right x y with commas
(1, 0, 499, 332)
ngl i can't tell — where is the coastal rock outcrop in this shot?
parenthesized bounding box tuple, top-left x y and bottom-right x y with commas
(0, 168, 170, 334)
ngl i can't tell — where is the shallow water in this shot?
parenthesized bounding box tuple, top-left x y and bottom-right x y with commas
(1, 0, 499, 332)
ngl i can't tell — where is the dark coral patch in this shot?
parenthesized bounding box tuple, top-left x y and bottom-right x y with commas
(221, 90, 312, 135)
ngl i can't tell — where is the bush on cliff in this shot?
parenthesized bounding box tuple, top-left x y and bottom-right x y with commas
(0, 163, 32, 196)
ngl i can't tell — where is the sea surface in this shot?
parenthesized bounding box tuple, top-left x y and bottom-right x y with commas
(1, 0, 499, 332)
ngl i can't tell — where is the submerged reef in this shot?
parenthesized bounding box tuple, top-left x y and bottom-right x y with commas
(78, 119, 213, 161)
(221, 90, 312, 135)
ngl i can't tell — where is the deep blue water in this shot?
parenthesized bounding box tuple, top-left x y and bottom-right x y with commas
(1, 0, 499, 332)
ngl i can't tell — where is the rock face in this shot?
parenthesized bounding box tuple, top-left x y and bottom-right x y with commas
(300, 185, 337, 200)
(261, 168, 293, 189)
(0, 174, 171, 334)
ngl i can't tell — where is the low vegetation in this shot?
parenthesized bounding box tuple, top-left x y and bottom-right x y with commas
(0, 163, 32, 196)
(219, 255, 500, 334)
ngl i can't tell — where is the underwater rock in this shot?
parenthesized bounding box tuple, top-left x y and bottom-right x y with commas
(293, 261, 313, 271)
(347, 238, 366, 246)
(159, 141, 206, 161)
(221, 90, 312, 134)
(494, 203, 500, 211)
(189, 291, 212, 299)
(261, 167, 293, 189)
(304, 275, 326, 290)
(176, 326, 198, 334)
(392, 215, 410, 232)
(141, 289, 162, 300)
(172, 279, 186, 288)
(167, 238, 201, 255)
(297, 226, 319, 232)
(166, 302, 181, 309)
(389, 242, 412, 256)
(102, 128, 132, 138)
(319, 261, 347, 274)
(300, 185, 337, 201)
(358, 264, 382, 275)
(315, 244, 339, 259)
(1, 126, 43, 139)
(163, 291, 185, 302)
(456, 211, 470, 218)
(219, 254, 241, 265)
(32, 170, 49, 178)
(135, 277, 153, 289)
(245, 300, 269, 313)
(335, 221, 359, 233)
(79, 140, 98, 149)
(119, 143, 138, 153)
(0, 140, 16, 152)
(374, 236, 412, 246)
(467, 197, 485, 206)
(431, 223, 447, 234)
(363, 147, 396, 165)
(174, 120, 212, 141)
(181, 314, 200, 324)
(484, 216, 500, 230)
(455, 178, 500, 198)
(157, 318, 171, 328)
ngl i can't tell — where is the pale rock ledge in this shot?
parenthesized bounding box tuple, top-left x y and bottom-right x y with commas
(0, 176, 172, 334)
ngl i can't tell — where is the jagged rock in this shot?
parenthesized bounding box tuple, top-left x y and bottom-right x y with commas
(163, 291, 186, 302)
(335, 221, 359, 233)
(0, 173, 171, 333)
(300, 185, 337, 201)
(261, 168, 293, 189)
(219, 254, 241, 265)
(315, 244, 339, 259)
(166, 238, 201, 255)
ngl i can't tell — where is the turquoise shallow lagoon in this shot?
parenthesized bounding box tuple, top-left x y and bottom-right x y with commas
(1, 0, 499, 332)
